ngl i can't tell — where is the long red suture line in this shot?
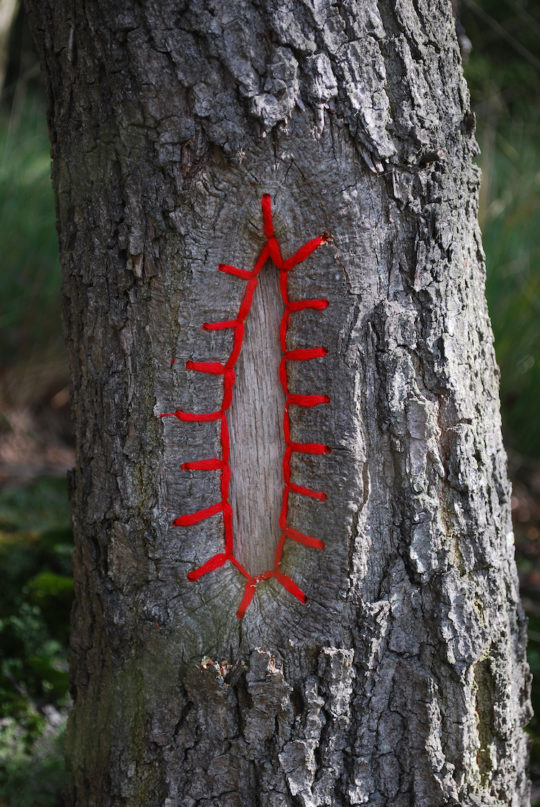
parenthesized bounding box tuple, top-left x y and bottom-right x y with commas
(160, 195, 331, 618)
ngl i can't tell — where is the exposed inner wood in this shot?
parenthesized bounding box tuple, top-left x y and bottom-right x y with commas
(228, 259, 286, 576)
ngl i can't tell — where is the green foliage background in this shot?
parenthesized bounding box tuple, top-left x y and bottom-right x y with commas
(0, 479, 72, 806)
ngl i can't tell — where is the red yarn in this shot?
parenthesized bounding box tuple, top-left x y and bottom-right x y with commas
(290, 441, 331, 455)
(236, 581, 257, 618)
(286, 347, 327, 360)
(261, 194, 274, 237)
(274, 570, 308, 603)
(288, 298, 328, 312)
(286, 527, 325, 550)
(283, 236, 327, 271)
(173, 501, 223, 527)
(186, 361, 226, 374)
(160, 409, 222, 423)
(218, 264, 253, 279)
(161, 195, 330, 617)
(202, 319, 238, 331)
(288, 483, 327, 501)
(288, 394, 330, 407)
(187, 552, 228, 580)
(181, 458, 223, 471)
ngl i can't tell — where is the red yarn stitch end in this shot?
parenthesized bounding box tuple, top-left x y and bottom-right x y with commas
(160, 410, 222, 422)
(173, 501, 223, 527)
(283, 236, 327, 271)
(236, 581, 257, 618)
(186, 360, 226, 374)
(187, 552, 228, 580)
(286, 347, 327, 361)
(181, 458, 223, 471)
(287, 528, 325, 550)
(288, 394, 330, 407)
(290, 441, 331, 455)
(202, 319, 238, 331)
(288, 483, 327, 502)
(288, 298, 329, 312)
(261, 194, 274, 238)
(274, 570, 308, 603)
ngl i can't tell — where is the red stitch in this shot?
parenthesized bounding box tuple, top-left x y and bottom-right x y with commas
(160, 409, 222, 422)
(253, 244, 271, 274)
(288, 394, 330, 407)
(288, 298, 329, 312)
(186, 361, 227, 374)
(261, 194, 274, 237)
(223, 506, 234, 554)
(286, 527, 325, 550)
(282, 450, 291, 484)
(163, 195, 330, 617)
(221, 415, 230, 463)
(202, 319, 239, 331)
(283, 407, 291, 444)
(279, 487, 289, 530)
(279, 310, 290, 353)
(229, 555, 252, 580)
(286, 347, 327, 361)
(237, 277, 259, 321)
(278, 357, 288, 391)
(221, 369, 235, 411)
(267, 237, 283, 267)
(226, 322, 245, 367)
(290, 442, 331, 455)
(219, 264, 253, 279)
(236, 581, 257, 618)
(283, 236, 327, 271)
(279, 271, 289, 306)
(220, 464, 231, 500)
(288, 483, 327, 501)
(275, 533, 287, 565)
(181, 458, 223, 471)
(187, 552, 228, 580)
(173, 501, 224, 527)
(274, 570, 307, 603)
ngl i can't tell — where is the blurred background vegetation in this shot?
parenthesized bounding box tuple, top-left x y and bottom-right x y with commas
(0, 1, 539, 804)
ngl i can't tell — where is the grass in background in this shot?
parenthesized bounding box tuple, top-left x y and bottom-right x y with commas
(0, 90, 62, 366)
(463, 0, 540, 796)
(0, 477, 73, 807)
(1, 85, 70, 807)
(479, 115, 540, 458)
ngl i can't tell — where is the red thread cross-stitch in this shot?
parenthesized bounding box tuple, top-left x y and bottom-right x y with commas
(161, 195, 331, 618)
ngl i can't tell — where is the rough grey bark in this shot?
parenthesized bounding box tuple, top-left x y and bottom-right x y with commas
(26, 1, 531, 805)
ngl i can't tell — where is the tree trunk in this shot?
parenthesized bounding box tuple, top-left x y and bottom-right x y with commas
(26, 1, 531, 805)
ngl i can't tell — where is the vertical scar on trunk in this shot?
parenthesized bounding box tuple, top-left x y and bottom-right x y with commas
(160, 196, 331, 618)
(228, 260, 286, 577)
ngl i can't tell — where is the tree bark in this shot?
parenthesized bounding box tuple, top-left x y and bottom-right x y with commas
(26, 1, 531, 805)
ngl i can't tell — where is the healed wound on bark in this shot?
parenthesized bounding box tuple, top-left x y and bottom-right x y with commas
(228, 260, 285, 576)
